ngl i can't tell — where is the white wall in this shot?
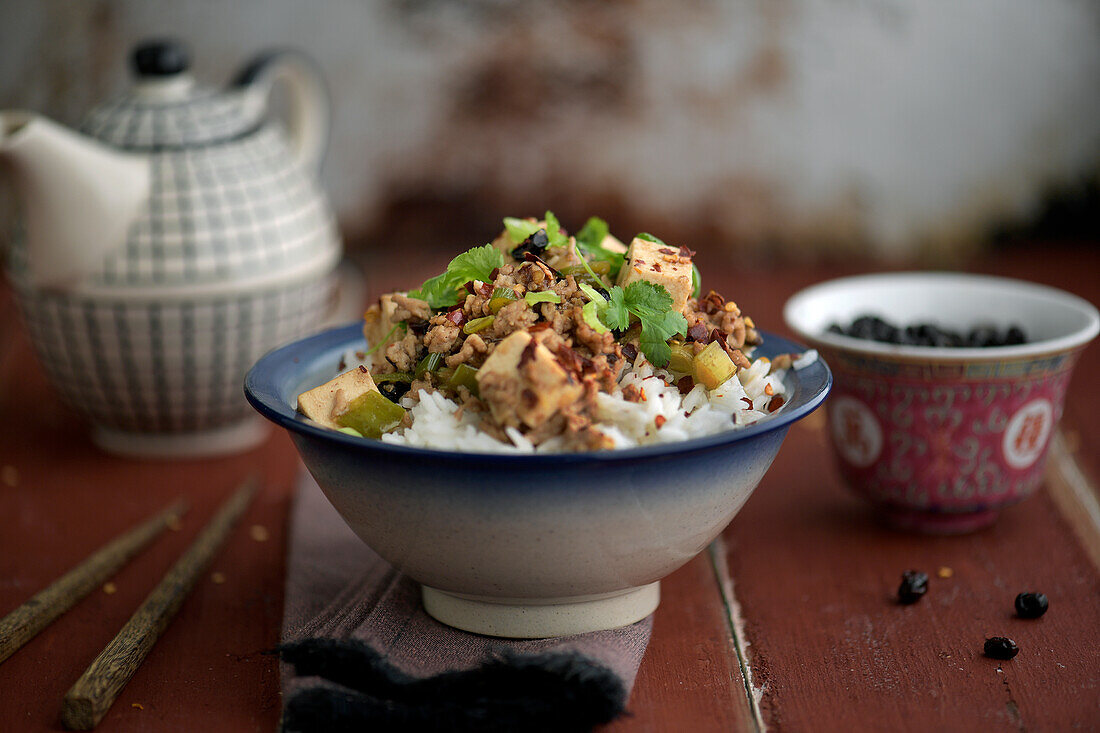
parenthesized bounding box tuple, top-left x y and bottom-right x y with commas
(2, 0, 1098, 257)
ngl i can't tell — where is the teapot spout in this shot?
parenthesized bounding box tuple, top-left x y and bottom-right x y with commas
(0, 111, 149, 289)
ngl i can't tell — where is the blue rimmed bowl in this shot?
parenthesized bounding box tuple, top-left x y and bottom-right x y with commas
(245, 322, 831, 638)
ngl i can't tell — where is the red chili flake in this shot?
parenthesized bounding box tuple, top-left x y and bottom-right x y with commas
(687, 323, 709, 342)
(676, 375, 694, 394)
(658, 247, 677, 255)
(679, 245, 697, 259)
(490, 267, 500, 281)
(652, 263, 663, 272)
(463, 281, 477, 295)
(621, 343, 639, 361)
(445, 309, 467, 327)
(358, 365, 368, 374)
(768, 395, 786, 411)
(709, 329, 728, 348)
(528, 321, 552, 332)
(478, 281, 494, 298)
(741, 397, 754, 409)
(635, 258, 646, 265)
(655, 415, 667, 429)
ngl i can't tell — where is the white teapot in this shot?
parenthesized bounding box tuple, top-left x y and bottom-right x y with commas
(0, 40, 342, 457)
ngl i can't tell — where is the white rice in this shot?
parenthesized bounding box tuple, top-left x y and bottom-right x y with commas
(375, 351, 807, 454)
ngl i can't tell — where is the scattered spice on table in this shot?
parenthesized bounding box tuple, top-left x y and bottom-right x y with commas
(250, 525, 269, 542)
(984, 637, 1019, 660)
(897, 570, 929, 604)
(211, 572, 227, 584)
(937, 566, 954, 579)
(1015, 592, 1049, 619)
(103, 582, 117, 595)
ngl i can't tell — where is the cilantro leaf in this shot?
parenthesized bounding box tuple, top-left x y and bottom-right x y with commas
(544, 210, 569, 248)
(410, 244, 505, 309)
(639, 325, 673, 368)
(576, 216, 625, 278)
(604, 286, 630, 331)
(622, 280, 673, 318)
(411, 273, 462, 308)
(576, 217, 609, 250)
(504, 217, 541, 244)
(605, 281, 687, 367)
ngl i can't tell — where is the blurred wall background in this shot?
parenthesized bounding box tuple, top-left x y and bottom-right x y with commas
(2, 0, 1099, 266)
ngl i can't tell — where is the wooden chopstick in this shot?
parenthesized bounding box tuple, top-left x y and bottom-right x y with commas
(0, 498, 188, 666)
(60, 477, 258, 730)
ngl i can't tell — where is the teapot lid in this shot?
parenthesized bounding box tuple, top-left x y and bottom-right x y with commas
(79, 39, 264, 150)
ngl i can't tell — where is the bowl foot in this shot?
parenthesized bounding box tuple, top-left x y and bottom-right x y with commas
(92, 416, 270, 459)
(421, 582, 660, 639)
(880, 506, 1000, 534)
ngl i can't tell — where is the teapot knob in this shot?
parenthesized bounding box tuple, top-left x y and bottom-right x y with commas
(131, 39, 190, 77)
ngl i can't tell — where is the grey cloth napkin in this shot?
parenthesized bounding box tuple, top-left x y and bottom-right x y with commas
(279, 469, 653, 733)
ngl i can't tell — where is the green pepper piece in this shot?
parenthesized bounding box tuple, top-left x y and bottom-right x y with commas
(446, 363, 480, 396)
(415, 352, 443, 378)
(693, 341, 737, 389)
(463, 315, 495, 335)
(335, 390, 406, 438)
(668, 342, 695, 374)
(524, 290, 562, 306)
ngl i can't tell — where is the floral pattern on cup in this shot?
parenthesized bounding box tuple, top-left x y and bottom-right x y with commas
(822, 348, 1077, 526)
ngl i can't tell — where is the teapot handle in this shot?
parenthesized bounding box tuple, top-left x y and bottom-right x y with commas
(234, 50, 329, 174)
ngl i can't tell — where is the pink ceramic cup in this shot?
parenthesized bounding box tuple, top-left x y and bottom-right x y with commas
(784, 273, 1098, 533)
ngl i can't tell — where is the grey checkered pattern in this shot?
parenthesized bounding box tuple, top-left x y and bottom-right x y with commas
(80, 84, 260, 149)
(7, 126, 339, 288)
(5, 77, 343, 435)
(12, 274, 337, 433)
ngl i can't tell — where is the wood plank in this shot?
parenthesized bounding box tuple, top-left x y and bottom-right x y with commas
(723, 419, 1100, 731)
(602, 547, 755, 733)
(0, 302, 297, 731)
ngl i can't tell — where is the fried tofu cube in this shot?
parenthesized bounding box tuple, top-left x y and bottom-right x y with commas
(600, 233, 628, 254)
(476, 331, 583, 429)
(616, 237, 694, 314)
(297, 365, 379, 429)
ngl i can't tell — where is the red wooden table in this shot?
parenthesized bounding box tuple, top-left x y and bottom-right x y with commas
(1, 242, 1097, 731)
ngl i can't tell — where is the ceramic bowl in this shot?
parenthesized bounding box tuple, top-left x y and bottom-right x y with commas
(784, 272, 1099, 533)
(245, 322, 831, 638)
